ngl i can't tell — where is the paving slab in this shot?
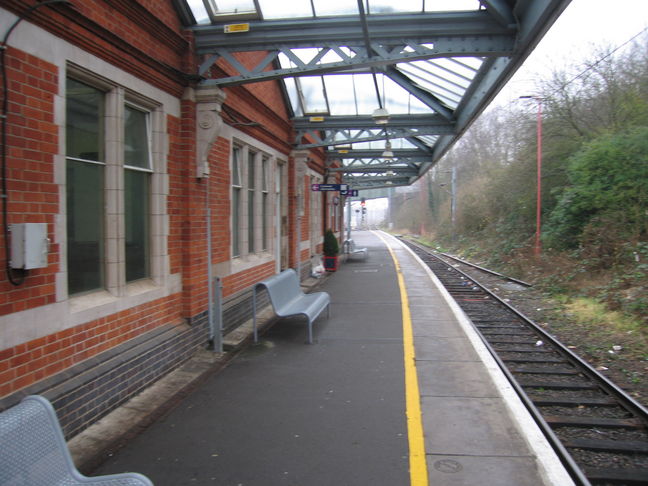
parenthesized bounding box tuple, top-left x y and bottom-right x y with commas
(416, 360, 500, 398)
(426, 455, 542, 486)
(411, 317, 468, 337)
(421, 396, 530, 456)
(414, 336, 482, 361)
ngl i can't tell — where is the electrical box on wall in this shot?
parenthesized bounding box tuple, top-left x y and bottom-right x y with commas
(10, 223, 49, 270)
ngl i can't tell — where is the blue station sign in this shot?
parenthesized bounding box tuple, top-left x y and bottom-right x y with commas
(311, 183, 349, 192)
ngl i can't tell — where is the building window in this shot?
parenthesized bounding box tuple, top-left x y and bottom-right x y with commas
(261, 156, 269, 251)
(247, 150, 256, 254)
(65, 73, 157, 296)
(231, 142, 275, 259)
(66, 78, 105, 295)
(231, 146, 242, 258)
(124, 105, 151, 282)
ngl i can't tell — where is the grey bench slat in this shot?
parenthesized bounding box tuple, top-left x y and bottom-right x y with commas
(253, 269, 330, 344)
(343, 239, 368, 259)
(0, 395, 153, 485)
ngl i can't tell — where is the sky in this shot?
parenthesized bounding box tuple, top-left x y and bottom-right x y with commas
(495, 0, 648, 105)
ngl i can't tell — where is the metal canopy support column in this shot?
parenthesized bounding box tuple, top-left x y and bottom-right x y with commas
(292, 150, 309, 280)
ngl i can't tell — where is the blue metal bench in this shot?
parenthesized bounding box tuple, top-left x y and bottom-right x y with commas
(343, 239, 368, 259)
(0, 395, 153, 486)
(252, 268, 330, 344)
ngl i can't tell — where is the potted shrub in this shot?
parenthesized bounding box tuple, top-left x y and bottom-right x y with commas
(322, 229, 340, 272)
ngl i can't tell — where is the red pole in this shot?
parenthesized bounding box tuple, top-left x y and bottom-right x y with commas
(535, 98, 543, 258)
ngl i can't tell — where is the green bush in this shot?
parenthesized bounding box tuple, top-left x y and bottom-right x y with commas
(544, 126, 648, 250)
(323, 229, 339, 257)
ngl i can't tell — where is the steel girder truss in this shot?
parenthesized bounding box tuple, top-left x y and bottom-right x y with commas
(326, 147, 432, 188)
(195, 11, 515, 84)
(190, 0, 572, 190)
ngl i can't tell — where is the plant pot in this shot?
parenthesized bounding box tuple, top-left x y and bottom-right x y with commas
(323, 255, 338, 272)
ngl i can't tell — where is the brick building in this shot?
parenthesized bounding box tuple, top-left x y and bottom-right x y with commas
(0, 0, 339, 437)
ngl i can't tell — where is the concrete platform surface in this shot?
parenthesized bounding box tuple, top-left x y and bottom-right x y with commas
(83, 230, 573, 485)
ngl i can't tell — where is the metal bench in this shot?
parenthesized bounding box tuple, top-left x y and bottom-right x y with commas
(343, 239, 368, 260)
(0, 395, 153, 486)
(252, 268, 330, 344)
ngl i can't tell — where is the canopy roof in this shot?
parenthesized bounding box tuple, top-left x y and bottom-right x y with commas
(175, 0, 571, 190)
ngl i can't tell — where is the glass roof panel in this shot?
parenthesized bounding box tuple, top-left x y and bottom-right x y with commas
(417, 135, 440, 145)
(323, 75, 359, 116)
(283, 77, 303, 116)
(212, 0, 257, 14)
(396, 56, 485, 110)
(188, 0, 484, 22)
(381, 75, 432, 114)
(257, 0, 313, 19)
(424, 0, 481, 12)
(350, 74, 381, 115)
(367, 0, 423, 14)
(312, 0, 358, 17)
(313, 72, 435, 117)
(187, 0, 210, 23)
(296, 77, 329, 114)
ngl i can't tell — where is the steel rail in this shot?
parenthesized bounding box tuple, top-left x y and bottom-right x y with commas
(405, 238, 532, 287)
(439, 251, 533, 287)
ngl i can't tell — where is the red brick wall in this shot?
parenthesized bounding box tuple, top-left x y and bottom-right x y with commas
(210, 137, 233, 264)
(222, 83, 293, 155)
(222, 261, 276, 298)
(0, 294, 183, 398)
(0, 1, 192, 401)
(167, 113, 184, 276)
(2, 0, 190, 97)
(0, 47, 59, 316)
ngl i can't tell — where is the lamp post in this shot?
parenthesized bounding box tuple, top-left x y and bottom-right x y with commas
(520, 95, 543, 258)
(436, 167, 456, 241)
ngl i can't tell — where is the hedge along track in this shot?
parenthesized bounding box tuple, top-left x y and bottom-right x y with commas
(399, 238, 648, 486)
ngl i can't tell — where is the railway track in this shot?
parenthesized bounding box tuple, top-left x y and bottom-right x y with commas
(399, 238, 648, 486)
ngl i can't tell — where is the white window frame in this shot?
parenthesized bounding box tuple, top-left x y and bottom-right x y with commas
(231, 139, 274, 260)
(231, 145, 242, 258)
(261, 155, 270, 251)
(247, 149, 257, 254)
(123, 101, 154, 284)
(65, 65, 165, 302)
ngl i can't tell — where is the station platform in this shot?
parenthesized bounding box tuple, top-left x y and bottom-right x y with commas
(89, 230, 574, 486)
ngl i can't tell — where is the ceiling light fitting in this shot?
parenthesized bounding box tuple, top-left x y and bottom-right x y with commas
(382, 140, 393, 159)
(372, 107, 390, 125)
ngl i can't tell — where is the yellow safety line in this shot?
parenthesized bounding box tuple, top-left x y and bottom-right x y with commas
(374, 232, 429, 486)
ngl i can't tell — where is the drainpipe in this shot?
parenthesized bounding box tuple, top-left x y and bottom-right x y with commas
(291, 150, 309, 280)
(194, 86, 225, 351)
(346, 196, 351, 248)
